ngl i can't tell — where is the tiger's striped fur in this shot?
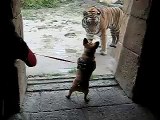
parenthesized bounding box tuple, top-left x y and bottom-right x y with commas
(82, 6, 124, 55)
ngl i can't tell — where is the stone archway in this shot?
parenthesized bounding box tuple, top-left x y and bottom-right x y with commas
(11, 0, 27, 106)
(11, 0, 154, 112)
(113, 0, 151, 98)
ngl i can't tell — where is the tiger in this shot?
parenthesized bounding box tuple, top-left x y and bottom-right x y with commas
(82, 6, 124, 55)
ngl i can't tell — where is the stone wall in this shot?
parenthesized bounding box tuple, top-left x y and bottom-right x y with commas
(114, 0, 151, 97)
(12, 0, 27, 106)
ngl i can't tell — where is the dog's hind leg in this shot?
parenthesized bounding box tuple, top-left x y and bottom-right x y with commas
(66, 87, 74, 99)
(84, 90, 90, 102)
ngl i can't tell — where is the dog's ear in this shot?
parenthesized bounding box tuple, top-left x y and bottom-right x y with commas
(83, 38, 88, 45)
(83, 11, 88, 17)
(94, 41, 100, 49)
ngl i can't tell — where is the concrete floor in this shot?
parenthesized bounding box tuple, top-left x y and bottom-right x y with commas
(21, 76, 156, 120)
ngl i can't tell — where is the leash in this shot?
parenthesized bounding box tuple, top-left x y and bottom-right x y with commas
(34, 53, 76, 63)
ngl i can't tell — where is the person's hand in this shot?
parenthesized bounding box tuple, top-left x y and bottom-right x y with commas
(25, 48, 37, 67)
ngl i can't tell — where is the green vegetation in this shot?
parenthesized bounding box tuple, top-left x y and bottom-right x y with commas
(21, 0, 73, 9)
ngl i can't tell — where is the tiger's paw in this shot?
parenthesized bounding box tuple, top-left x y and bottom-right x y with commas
(100, 50, 107, 55)
(110, 43, 117, 48)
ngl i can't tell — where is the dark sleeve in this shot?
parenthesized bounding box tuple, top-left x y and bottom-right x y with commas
(6, 20, 37, 67)
(0, 0, 36, 67)
(12, 26, 37, 67)
(13, 33, 37, 67)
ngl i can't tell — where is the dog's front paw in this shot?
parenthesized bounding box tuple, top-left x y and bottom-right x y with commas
(100, 50, 107, 55)
(66, 95, 70, 99)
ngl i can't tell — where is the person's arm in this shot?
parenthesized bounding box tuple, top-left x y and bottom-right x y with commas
(14, 32, 37, 67)
(9, 20, 37, 67)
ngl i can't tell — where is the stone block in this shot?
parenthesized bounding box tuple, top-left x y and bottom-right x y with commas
(130, 0, 151, 19)
(115, 47, 139, 97)
(123, 16, 146, 55)
(15, 60, 27, 107)
(12, 14, 24, 38)
(119, 14, 130, 44)
(12, 4, 25, 107)
(12, 0, 21, 18)
(122, 0, 133, 14)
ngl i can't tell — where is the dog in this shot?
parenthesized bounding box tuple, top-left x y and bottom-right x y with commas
(66, 38, 99, 102)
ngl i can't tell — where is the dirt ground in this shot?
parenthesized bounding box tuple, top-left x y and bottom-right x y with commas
(22, 0, 117, 78)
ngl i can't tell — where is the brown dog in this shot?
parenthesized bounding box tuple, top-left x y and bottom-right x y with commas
(66, 38, 99, 102)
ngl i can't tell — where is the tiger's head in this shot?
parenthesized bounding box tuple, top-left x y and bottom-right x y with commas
(82, 6, 101, 35)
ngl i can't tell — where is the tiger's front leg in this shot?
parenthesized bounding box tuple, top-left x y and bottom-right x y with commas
(110, 29, 119, 48)
(100, 29, 107, 55)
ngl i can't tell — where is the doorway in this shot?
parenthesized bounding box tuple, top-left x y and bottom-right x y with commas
(22, 0, 121, 79)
